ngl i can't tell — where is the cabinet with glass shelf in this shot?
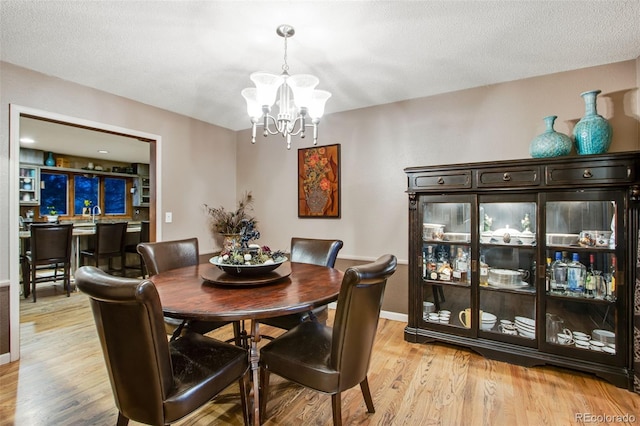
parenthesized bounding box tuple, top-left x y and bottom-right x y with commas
(405, 152, 639, 390)
(19, 165, 40, 206)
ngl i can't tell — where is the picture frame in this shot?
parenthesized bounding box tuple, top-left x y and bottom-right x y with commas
(298, 144, 340, 218)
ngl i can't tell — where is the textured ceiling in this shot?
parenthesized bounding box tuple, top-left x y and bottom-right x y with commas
(2, 0, 640, 134)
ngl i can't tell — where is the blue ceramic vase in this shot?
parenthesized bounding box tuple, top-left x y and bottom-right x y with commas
(529, 115, 572, 158)
(572, 90, 612, 155)
(45, 152, 55, 166)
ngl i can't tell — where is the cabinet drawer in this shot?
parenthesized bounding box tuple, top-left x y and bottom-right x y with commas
(477, 166, 540, 188)
(546, 160, 635, 186)
(409, 170, 471, 191)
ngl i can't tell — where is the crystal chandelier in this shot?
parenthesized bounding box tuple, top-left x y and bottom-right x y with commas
(242, 25, 331, 150)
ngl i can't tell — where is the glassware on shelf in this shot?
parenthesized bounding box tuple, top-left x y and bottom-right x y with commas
(550, 252, 567, 293)
(452, 247, 469, 283)
(424, 245, 437, 280)
(567, 253, 586, 296)
(605, 256, 616, 301)
(479, 252, 489, 286)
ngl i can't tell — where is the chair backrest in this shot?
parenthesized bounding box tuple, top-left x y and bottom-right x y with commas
(290, 237, 344, 268)
(95, 222, 128, 256)
(29, 223, 73, 265)
(331, 254, 397, 391)
(137, 237, 199, 276)
(75, 266, 173, 425)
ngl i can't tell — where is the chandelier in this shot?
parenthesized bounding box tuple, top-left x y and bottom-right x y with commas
(241, 25, 331, 149)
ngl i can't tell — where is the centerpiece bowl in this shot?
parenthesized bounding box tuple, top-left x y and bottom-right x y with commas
(210, 254, 287, 276)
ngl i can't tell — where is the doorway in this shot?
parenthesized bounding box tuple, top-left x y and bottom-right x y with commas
(8, 104, 162, 363)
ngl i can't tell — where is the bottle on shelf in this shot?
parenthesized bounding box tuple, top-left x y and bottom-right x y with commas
(567, 253, 586, 296)
(545, 256, 552, 292)
(479, 252, 489, 286)
(550, 251, 567, 293)
(605, 256, 617, 301)
(437, 246, 452, 281)
(452, 247, 469, 283)
(424, 245, 438, 281)
(585, 254, 596, 298)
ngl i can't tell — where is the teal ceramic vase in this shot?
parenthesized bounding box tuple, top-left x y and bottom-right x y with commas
(572, 90, 612, 155)
(45, 152, 55, 166)
(529, 115, 572, 158)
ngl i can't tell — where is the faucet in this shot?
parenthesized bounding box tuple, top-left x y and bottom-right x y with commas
(92, 205, 102, 223)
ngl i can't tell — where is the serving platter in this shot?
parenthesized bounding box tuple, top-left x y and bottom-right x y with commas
(202, 261, 291, 286)
(209, 255, 287, 276)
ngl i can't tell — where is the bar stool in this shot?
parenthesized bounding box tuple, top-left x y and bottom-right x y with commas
(80, 222, 128, 275)
(125, 220, 149, 277)
(24, 223, 73, 302)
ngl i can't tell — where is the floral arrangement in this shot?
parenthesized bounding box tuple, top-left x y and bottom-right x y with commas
(218, 245, 286, 266)
(47, 205, 58, 216)
(204, 192, 260, 248)
(301, 147, 332, 195)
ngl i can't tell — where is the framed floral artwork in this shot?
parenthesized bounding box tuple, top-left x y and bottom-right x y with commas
(298, 144, 340, 218)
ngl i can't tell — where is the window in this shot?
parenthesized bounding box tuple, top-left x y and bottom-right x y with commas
(40, 172, 69, 215)
(40, 171, 132, 218)
(104, 177, 127, 215)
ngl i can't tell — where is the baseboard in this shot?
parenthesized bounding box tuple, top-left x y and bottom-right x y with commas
(327, 302, 407, 323)
(0, 352, 11, 365)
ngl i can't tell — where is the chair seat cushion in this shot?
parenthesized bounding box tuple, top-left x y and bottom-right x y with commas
(260, 321, 339, 394)
(260, 306, 328, 330)
(164, 332, 248, 423)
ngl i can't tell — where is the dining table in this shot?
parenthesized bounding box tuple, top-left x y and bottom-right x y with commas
(150, 260, 344, 426)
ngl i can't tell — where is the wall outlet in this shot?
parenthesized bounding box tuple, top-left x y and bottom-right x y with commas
(165, 212, 172, 223)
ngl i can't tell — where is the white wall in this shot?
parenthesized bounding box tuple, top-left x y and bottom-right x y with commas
(236, 60, 640, 263)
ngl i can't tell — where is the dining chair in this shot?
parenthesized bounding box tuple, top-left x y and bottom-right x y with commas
(23, 223, 73, 302)
(75, 266, 250, 426)
(124, 220, 149, 277)
(79, 222, 128, 275)
(259, 254, 397, 426)
(137, 238, 242, 343)
(259, 237, 343, 331)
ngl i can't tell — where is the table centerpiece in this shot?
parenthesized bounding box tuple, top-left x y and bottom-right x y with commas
(205, 192, 286, 276)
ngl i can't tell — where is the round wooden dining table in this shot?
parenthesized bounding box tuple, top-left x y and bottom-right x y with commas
(150, 261, 344, 425)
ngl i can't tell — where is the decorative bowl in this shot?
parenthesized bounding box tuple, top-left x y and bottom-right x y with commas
(209, 256, 287, 276)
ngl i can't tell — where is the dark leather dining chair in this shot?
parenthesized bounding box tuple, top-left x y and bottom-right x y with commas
(23, 223, 73, 302)
(75, 266, 250, 426)
(124, 220, 149, 277)
(80, 222, 128, 275)
(259, 254, 397, 426)
(137, 238, 241, 343)
(259, 237, 343, 331)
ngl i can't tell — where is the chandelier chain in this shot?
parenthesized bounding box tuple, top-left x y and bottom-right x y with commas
(282, 32, 289, 73)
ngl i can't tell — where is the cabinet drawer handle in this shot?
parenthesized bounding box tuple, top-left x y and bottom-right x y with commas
(583, 169, 592, 178)
(502, 173, 511, 182)
(437, 177, 445, 185)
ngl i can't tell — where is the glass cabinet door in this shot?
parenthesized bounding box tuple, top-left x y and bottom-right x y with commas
(478, 196, 537, 346)
(19, 165, 40, 205)
(420, 195, 473, 335)
(542, 192, 623, 364)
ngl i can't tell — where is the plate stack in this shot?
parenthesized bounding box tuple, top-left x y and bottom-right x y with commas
(514, 316, 536, 339)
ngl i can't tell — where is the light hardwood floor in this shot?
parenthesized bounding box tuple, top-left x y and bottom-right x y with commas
(1, 283, 639, 425)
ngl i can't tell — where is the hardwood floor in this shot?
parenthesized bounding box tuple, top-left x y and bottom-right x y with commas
(1, 283, 639, 425)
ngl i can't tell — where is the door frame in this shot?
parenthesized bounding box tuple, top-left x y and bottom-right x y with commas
(7, 104, 162, 363)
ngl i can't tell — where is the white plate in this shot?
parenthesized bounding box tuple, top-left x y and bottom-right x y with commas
(487, 280, 530, 289)
(591, 329, 615, 344)
(518, 329, 535, 339)
(514, 316, 535, 327)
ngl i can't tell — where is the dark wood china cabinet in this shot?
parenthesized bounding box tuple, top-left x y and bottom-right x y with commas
(404, 152, 639, 390)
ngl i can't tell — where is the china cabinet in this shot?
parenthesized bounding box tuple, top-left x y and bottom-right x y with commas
(404, 152, 639, 390)
(19, 165, 40, 205)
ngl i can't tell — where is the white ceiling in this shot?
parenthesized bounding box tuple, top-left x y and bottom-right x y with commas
(2, 1, 640, 152)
